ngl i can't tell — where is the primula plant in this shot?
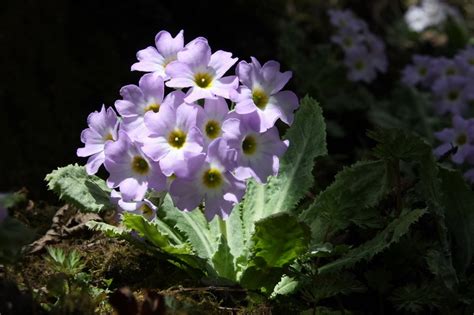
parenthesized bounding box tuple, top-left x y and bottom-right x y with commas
(46, 30, 325, 295)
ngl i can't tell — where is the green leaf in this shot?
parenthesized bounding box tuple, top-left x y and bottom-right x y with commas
(0, 218, 35, 264)
(390, 282, 443, 313)
(425, 249, 458, 289)
(302, 272, 366, 303)
(251, 213, 310, 268)
(158, 195, 218, 259)
(300, 160, 390, 243)
(438, 167, 474, 275)
(239, 264, 284, 293)
(271, 275, 299, 298)
(209, 206, 244, 266)
(86, 221, 128, 238)
(319, 208, 427, 273)
(0, 192, 27, 209)
(211, 235, 236, 281)
(45, 164, 112, 212)
(368, 129, 458, 289)
(122, 213, 192, 255)
(241, 96, 327, 240)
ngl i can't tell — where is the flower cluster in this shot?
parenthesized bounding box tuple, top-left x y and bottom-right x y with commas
(328, 9, 387, 83)
(403, 46, 474, 181)
(77, 30, 298, 220)
(402, 47, 474, 115)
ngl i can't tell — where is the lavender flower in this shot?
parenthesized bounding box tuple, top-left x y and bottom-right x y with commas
(454, 46, 474, 77)
(233, 57, 299, 131)
(432, 76, 468, 115)
(328, 9, 367, 32)
(104, 131, 166, 201)
(402, 55, 434, 87)
(141, 103, 204, 176)
(115, 73, 166, 140)
(169, 138, 245, 220)
(222, 112, 288, 183)
(434, 116, 474, 164)
(131, 30, 184, 79)
(344, 46, 377, 83)
(331, 27, 364, 51)
(196, 97, 231, 147)
(77, 106, 119, 175)
(111, 190, 158, 220)
(430, 57, 462, 80)
(166, 39, 238, 103)
(328, 9, 387, 83)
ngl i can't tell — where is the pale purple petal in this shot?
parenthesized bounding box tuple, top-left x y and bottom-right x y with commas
(155, 30, 184, 58)
(209, 50, 238, 78)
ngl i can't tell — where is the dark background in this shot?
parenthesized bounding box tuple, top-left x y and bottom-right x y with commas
(1, 0, 472, 200)
(0, 0, 286, 199)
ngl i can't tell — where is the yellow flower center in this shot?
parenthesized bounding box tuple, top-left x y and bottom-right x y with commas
(140, 204, 154, 220)
(242, 135, 257, 155)
(205, 120, 221, 139)
(446, 67, 456, 75)
(355, 60, 365, 70)
(194, 72, 213, 88)
(252, 88, 269, 109)
(167, 129, 187, 149)
(448, 90, 459, 101)
(202, 168, 223, 189)
(131, 156, 149, 175)
(469, 58, 474, 66)
(103, 132, 114, 141)
(418, 67, 427, 76)
(144, 103, 160, 113)
(456, 133, 467, 146)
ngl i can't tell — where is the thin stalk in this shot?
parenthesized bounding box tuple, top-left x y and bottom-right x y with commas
(218, 216, 227, 240)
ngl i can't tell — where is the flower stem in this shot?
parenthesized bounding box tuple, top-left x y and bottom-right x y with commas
(218, 216, 227, 240)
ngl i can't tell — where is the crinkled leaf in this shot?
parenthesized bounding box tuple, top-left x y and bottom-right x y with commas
(300, 160, 390, 243)
(319, 208, 427, 274)
(303, 272, 366, 303)
(438, 167, 474, 275)
(158, 195, 217, 260)
(86, 221, 128, 238)
(251, 212, 310, 268)
(122, 213, 192, 255)
(211, 235, 236, 281)
(45, 164, 112, 212)
(271, 275, 299, 298)
(209, 206, 244, 267)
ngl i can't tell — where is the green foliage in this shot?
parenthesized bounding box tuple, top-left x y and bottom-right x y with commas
(438, 167, 474, 275)
(0, 217, 35, 264)
(122, 213, 192, 256)
(45, 164, 112, 212)
(0, 191, 27, 209)
(301, 160, 391, 243)
(302, 272, 366, 303)
(46, 246, 85, 275)
(43, 247, 111, 314)
(390, 283, 444, 313)
(318, 208, 427, 274)
(271, 276, 299, 298)
(251, 213, 310, 269)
